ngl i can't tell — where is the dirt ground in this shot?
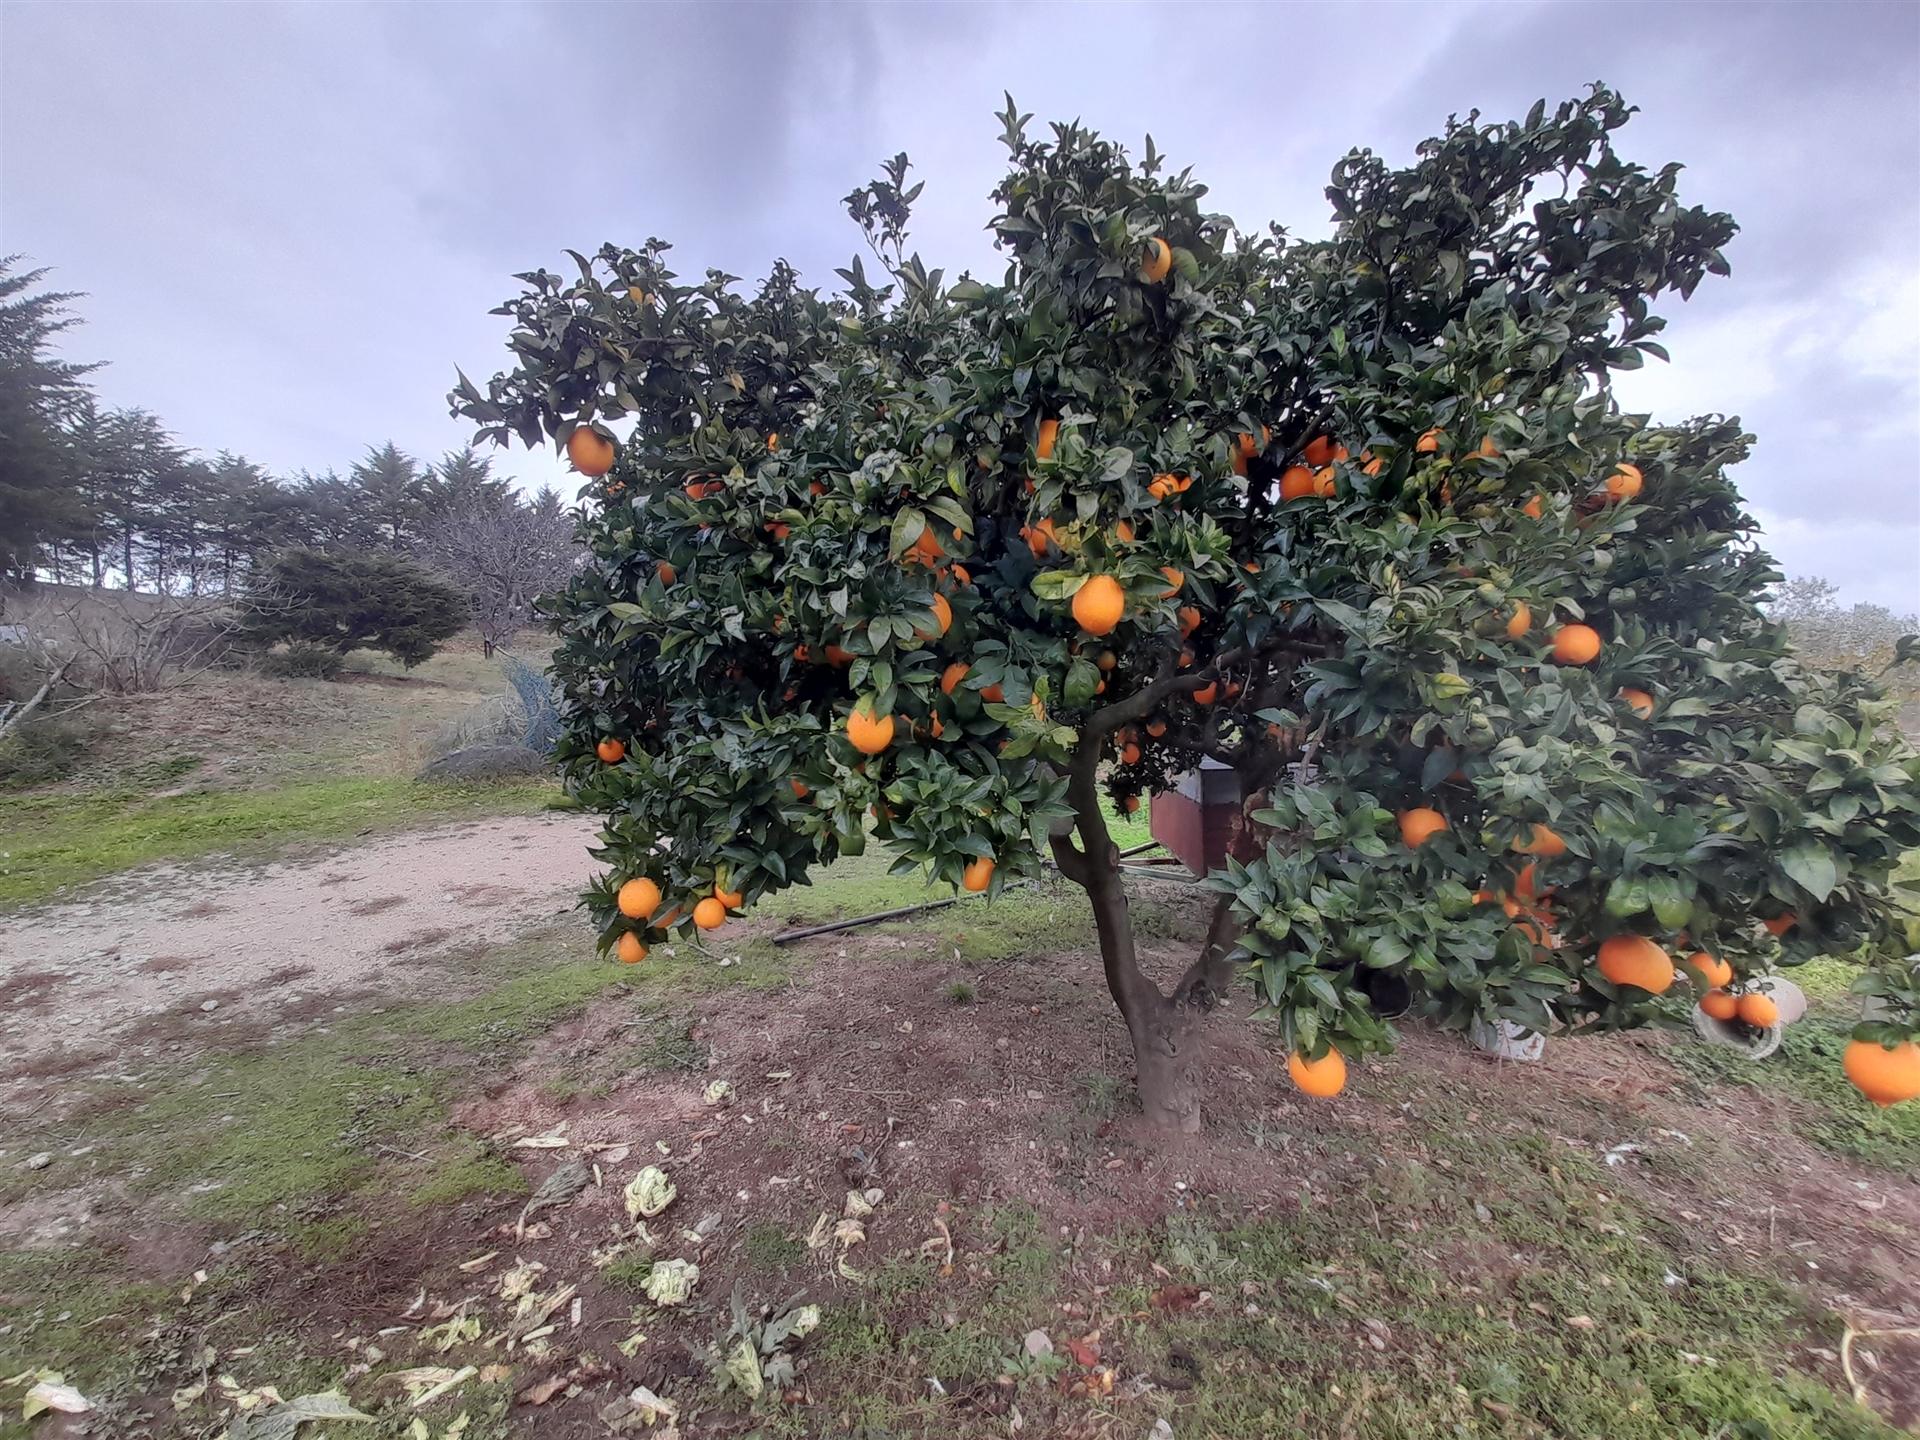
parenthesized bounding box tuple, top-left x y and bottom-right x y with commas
(0, 812, 599, 1103)
(3, 840, 1915, 1437)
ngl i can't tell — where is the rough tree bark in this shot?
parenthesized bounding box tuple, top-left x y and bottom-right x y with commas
(1050, 642, 1307, 1129)
(1045, 651, 1260, 1129)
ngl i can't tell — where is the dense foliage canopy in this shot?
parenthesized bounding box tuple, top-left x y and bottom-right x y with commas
(456, 87, 1920, 1117)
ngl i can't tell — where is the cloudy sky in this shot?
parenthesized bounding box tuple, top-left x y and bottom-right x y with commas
(3, 1, 1915, 607)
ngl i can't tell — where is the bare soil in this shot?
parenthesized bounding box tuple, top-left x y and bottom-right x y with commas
(0, 812, 599, 1107)
(256, 910, 1917, 1435)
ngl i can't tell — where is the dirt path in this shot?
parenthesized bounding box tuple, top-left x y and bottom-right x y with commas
(0, 812, 601, 1095)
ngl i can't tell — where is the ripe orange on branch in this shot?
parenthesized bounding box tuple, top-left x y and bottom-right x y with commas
(567, 427, 615, 476)
(617, 876, 662, 920)
(1398, 807, 1449, 848)
(1140, 235, 1173, 283)
(1683, 951, 1733, 988)
(1844, 1039, 1920, 1107)
(1072, 574, 1127, 635)
(1603, 462, 1642, 502)
(1512, 824, 1567, 857)
(1700, 989, 1738, 1020)
(596, 738, 626, 764)
(615, 933, 649, 965)
(846, 701, 895, 755)
(1597, 934, 1675, 994)
(1551, 624, 1602, 665)
(1288, 1049, 1347, 1097)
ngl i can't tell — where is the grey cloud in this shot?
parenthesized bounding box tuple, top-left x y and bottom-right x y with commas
(1, 0, 1912, 603)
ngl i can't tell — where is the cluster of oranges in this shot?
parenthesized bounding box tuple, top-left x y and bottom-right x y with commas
(572, 411, 1918, 1110)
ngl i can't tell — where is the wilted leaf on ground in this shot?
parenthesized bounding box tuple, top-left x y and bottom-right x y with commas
(644, 1259, 699, 1306)
(23, 1376, 92, 1419)
(624, 1166, 677, 1220)
(221, 1390, 373, 1439)
(600, 1383, 680, 1432)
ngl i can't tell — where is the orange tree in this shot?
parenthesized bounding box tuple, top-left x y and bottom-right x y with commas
(453, 88, 1920, 1129)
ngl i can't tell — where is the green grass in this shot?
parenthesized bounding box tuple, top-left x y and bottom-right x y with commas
(1667, 996, 1920, 1169)
(743, 1222, 806, 1271)
(0, 773, 557, 906)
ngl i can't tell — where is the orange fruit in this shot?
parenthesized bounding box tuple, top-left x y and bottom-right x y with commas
(1159, 565, 1185, 597)
(1522, 494, 1544, 520)
(825, 643, 856, 666)
(809, 479, 827, 497)
(765, 521, 791, 542)
(1736, 992, 1779, 1027)
(1700, 989, 1739, 1020)
(1235, 425, 1271, 461)
(617, 876, 662, 920)
(1512, 823, 1567, 857)
(961, 855, 996, 892)
(790, 777, 810, 800)
(656, 560, 677, 587)
(917, 592, 954, 640)
(1505, 603, 1532, 640)
(908, 528, 946, 565)
(1302, 435, 1338, 467)
(846, 701, 895, 755)
(1843, 1039, 1920, 1107)
(1114, 520, 1136, 544)
(1597, 934, 1675, 994)
(941, 661, 970, 695)
(615, 933, 648, 965)
(1096, 650, 1117, 672)
(1124, 794, 1142, 814)
(1288, 1048, 1347, 1098)
(1313, 466, 1337, 498)
(1176, 605, 1201, 637)
(1617, 687, 1655, 719)
(1550, 624, 1602, 665)
(1603, 463, 1642, 503)
(1121, 742, 1142, 765)
(1398, 807, 1449, 848)
(1514, 862, 1550, 904)
(1141, 236, 1173, 284)
(1148, 475, 1177, 500)
(981, 682, 1006, 703)
(1415, 428, 1443, 454)
(1145, 719, 1167, 738)
(567, 427, 616, 477)
(1683, 951, 1733, 989)
(1192, 681, 1218, 705)
(1037, 418, 1059, 460)
(766, 432, 779, 452)
(714, 883, 744, 910)
(1360, 451, 1384, 477)
(1024, 518, 1060, 558)
(596, 738, 626, 764)
(692, 896, 727, 930)
(1474, 436, 1500, 459)
(1763, 913, 1797, 937)
(1279, 465, 1318, 501)
(1072, 574, 1127, 636)
(951, 563, 972, 585)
